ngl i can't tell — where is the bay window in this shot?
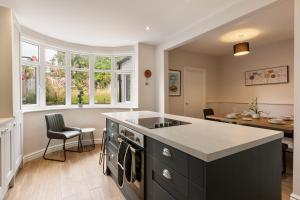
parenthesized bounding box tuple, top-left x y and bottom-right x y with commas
(21, 38, 136, 109)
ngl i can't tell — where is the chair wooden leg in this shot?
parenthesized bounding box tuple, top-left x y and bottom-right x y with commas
(43, 139, 66, 162)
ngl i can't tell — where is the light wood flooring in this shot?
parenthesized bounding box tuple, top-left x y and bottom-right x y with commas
(5, 145, 125, 200)
(5, 145, 293, 200)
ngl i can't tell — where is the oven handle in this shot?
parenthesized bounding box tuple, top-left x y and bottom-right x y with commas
(117, 137, 124, 143)
(118, 137, 144, 152)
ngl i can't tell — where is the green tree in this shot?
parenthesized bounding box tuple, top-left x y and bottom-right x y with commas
(95, 57, 111, 70)
(95, 72, 111, 89)
(71, 54, 89, 68)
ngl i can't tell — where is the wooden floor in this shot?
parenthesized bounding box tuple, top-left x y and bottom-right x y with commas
(5, 145, 293, 200)
(5, 145, 125, 200)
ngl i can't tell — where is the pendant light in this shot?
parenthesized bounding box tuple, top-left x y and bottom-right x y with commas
(233, 42, 250, 56)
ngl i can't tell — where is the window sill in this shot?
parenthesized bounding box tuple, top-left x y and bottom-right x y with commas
(21, 104, 138, 113)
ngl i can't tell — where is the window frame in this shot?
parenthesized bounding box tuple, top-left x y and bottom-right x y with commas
(93, 55, 113, 105)
(70, 52, 91, 105)
(21, 40, 41, 108)
(44, 47, 67, 106)
(20, 37, 137, 111)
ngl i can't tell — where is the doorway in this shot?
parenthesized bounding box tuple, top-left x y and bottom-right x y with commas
(183, 67, 206, 118)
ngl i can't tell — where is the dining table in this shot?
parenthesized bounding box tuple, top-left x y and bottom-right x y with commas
(206, 114, 294, 135)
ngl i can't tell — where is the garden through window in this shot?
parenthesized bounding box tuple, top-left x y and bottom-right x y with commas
(21, 39, 135, 109)
(46, 68, 66, 105)
(71, 71, 89, 105)
(22, 65, 37, 105)
(21, 41, 39, 105)
(45, 48, 66, 66)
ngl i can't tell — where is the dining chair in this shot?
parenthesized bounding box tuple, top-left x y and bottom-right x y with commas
(282, 136, 293, 174)
(203, 108, 215, 120)
(44, 113, 82, 162)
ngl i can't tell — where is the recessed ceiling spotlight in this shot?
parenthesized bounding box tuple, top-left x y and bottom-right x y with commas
(145, 26, 151, 31)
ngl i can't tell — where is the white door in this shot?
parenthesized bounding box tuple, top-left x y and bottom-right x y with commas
(184, 67, 206, 118)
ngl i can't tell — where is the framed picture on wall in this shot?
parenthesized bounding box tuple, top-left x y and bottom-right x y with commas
(245, 65, 289, 86)
(168, 69, 181, 96)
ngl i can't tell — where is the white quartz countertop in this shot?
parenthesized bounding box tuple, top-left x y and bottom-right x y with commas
(103, 111, 283, 162)
(0, 118, 13, 126)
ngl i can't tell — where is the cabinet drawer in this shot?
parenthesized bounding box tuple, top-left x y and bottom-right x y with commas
(106, 119, 118, 133)
(147, 138, 188, 177)
(152, 158, 188, 199)
(106, 129, 119, 148)
(152, 181, 176, 200)
(107, 145, 118, 169)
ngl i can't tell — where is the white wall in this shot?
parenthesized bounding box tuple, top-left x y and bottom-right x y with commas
(22, 108, 129, 158)
(137, 43, 156, 111)
(217, 39, 294, 105)
(168, 49, 219, 115)
(291, 0, 300, 199)
(156, 0, 279, 113)
(21, 42, 157, 160)
(0, 6, 13, 118)
(206, 39, 294, 117)
(168, 40, 294, 117)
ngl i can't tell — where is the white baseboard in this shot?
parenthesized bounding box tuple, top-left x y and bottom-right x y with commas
(23, 139, 102, 164)
(291, 193, 300, 200)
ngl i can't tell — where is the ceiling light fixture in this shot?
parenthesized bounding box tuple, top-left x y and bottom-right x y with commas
(233, 42, 250, 56)
(145, 26, 151, 31)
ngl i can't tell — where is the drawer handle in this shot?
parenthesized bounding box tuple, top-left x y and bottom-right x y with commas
(162, 169, 172, 180)
(111, 154, 115, 160)
(162, 148, 172, 157)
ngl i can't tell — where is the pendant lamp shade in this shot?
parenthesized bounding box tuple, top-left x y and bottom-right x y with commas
(233, 42, 250, 56)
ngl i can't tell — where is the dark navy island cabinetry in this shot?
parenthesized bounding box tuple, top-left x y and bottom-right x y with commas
(145, 137, 281, 200)
(103, 111, 283, 200)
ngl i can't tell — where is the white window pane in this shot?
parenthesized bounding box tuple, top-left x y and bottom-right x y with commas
(22, 65, 37, 104)
(45, 49, 66, 66)
(116, 74, 131, 103)
(46, 67, 66, 105)
(21, 42, 39, 62)
(71, 54, 89, 68)
(94, 72, 111, 104)
(115, 56, 133, 70)
(71, 71, 89, 104)
(95, 56, 111, 70)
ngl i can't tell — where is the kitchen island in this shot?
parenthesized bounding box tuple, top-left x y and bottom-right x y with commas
(103, 111, 283, 200)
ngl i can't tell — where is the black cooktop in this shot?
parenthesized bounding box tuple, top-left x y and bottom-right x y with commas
(127, 117, 191, 129)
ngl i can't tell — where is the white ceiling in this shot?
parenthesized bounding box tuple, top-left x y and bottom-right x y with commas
(178, 0, 294, 56)
(0, 0, 243, 47)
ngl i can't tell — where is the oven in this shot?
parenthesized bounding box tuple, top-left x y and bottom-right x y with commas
(106, 123, 144, 200)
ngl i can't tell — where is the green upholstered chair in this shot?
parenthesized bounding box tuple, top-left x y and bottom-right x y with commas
(43, 113, 82, 162)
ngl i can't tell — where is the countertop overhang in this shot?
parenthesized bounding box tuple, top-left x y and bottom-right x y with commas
(102, 111, 283, 162)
